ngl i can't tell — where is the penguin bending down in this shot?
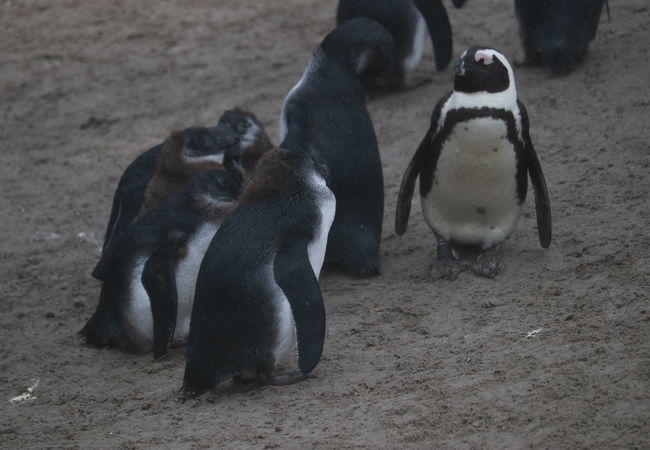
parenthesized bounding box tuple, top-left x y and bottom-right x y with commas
(279, 18, 391, 277)
(182, 145, 335, 396)
(514, 0, 609, 74)
(336, 0, 458, 89)
(80, 135, 272, 359)
(395, 46, 551, 279)
(92, 110, 271, 280)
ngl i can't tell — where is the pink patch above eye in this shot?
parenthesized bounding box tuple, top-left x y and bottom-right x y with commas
(474, 51, 493, 65)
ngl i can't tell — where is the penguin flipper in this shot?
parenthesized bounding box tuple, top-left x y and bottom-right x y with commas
(413, 0, 453, 70)
(518, 100, 552, 248)
(395, 127, 430, 235)
(273, 239, 325, 375)
(142, 232, 186, 359)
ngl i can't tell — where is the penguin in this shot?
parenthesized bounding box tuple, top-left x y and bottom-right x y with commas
(92, 110, 271, 280)
(514, 0, 609, 74)
(182, 142, 336, 396)
(336, 0, 457, 89)
(80, 131, 273, 359)
(395, 46, 551, 279)
(279, 18, 392, 277)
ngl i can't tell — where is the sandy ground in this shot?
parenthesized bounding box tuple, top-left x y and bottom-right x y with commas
(1, 0, 649, 448)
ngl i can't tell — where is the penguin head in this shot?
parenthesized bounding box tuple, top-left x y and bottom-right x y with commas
(515, 0, 606, 73)
(217, 108, 274, 180)
(453, 46, 515, 95)
(177, 126, 240, 166)
(321, 18, 396, 89)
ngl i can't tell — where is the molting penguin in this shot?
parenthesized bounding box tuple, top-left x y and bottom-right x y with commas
(182, 144, 335, 396)
(80, 139, 271, 359)
(514, 0, 609, 73)
(92, 111, 271, 280)
(336, 0, 458, 88)
(279, 18, 391, 277)
(395, 46, 551, 279)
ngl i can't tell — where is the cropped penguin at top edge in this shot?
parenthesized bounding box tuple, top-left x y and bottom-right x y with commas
(80, 113, 273, 360)
(279, 18, 391, 277)
(91, 109, 271, 281)
(395, 46, 551, 280)
(336, 0, 463, 89)
(182, 140, 335, 396)
(514, 0, 609, 74)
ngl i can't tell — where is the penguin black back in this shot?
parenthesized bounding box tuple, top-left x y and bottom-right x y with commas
(183, 148, 335, 395)
(337, 0, 454, 88)
(279, 18, 392, 277)
(514, 0, 608, 73)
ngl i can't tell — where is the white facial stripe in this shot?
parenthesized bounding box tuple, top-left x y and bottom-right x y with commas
(186, 153, 224, 164)
(241, 119, 260, 149)
(474, 51, 493, 65)
(460, 49, 467, 59)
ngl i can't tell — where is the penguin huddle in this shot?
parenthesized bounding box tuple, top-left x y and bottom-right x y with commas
(81, 1, 609, 396)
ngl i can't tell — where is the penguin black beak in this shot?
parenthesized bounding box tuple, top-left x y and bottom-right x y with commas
(210, 124, 240, 149)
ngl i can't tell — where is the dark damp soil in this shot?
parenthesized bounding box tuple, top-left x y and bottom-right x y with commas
(1, 0, 648, 448)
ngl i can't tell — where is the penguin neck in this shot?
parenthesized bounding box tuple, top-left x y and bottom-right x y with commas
(449, 86, 518, 112)
(311, 50, 366, 97)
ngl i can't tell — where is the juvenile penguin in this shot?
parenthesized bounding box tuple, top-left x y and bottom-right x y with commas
(279, 18, 391, 276)
(514, 0, 609, 73)
(92, 110, 271, 280)
(182, 144, 335, 395)
(395, 46, 551, 279)
(80, 142, 271, 359)
(336, 0, 456, 88)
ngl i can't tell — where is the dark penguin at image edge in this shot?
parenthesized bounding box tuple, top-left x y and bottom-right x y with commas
(91, 114, 244, 281)
(182, 144, 335, 395)
(336, 0, 460, 88)
(515, 0, 609, 73)
(279, 18, 390, 277)
(395, 46, 551, 280)
(80, 111, 274, 359)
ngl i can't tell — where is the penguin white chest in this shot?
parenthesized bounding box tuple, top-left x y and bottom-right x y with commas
(126, 224, 219, 347)
(422, 117, 523, 248)
(307, 172, 336, 279)
(174, 223, 219, 342)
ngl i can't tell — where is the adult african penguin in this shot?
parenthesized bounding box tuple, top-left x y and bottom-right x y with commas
(336, 0, 461, 88)
(92, 110, 271, 280)
(395, 46, 551, 279)
(279, 18, 392, 277)
(182, 143, 335, 395)
(80, 127, 272, 359)
(514, 0, 609, 73)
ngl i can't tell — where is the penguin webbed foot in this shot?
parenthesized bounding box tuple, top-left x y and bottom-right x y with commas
(431, 240, 467, 280)
(472, 247, 501, 279)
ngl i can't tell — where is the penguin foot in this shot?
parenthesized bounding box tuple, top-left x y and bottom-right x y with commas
(472, 248, 501, 278)
(430, 259, 466, 281)
(268, 371, 310, 386)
